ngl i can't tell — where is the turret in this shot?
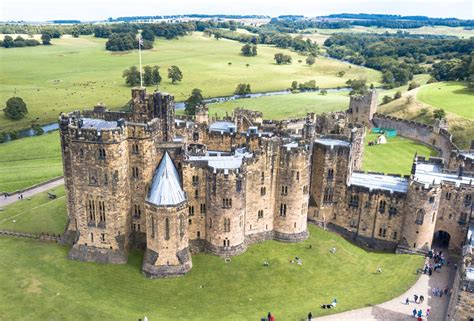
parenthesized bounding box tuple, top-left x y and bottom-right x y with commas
(347, 90, 377, 127)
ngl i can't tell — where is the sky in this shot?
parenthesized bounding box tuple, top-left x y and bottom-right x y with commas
(0, 0, 473, 21)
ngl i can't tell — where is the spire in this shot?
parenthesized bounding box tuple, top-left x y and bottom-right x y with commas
(147, 152, 186, 206)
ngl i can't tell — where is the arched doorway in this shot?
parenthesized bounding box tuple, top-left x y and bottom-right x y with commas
(432, 231, 451, 248)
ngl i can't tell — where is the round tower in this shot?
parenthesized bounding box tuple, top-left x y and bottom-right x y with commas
(399, 181, 441, 253)
(142, 152, 192, 278)
(273, 144, 310, 242)
(206, 167, 246, 256)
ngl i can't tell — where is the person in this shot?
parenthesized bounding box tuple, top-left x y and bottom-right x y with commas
(444, 287, 448, 295)
(405, 297, 409, 305)
(417, 309, 422, 318)
(414, 294, 418, 303)
(426, 309, 430, 317)
(417, 317, 422, 321)
(412, 309, 417, 317)
(270, 314, 275, 321)
(268, 312, 271, 321)
(307, 312, 313, 321)
(419, 295, 424, 303)
(20, 193, 23, 199)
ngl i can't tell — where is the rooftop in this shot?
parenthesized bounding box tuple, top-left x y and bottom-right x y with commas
(188, 149, 253, 170)
(81, 118, 119, 130)
(460, 152, 474, 160)
(314, 138, 350, 148)
(209, 121, 235, 133)
(147, 152, 186, 206)
(414, 163, 473, 187)
(349, 172, 409, 193)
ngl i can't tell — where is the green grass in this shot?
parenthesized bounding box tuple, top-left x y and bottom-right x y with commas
(416, 81, 474, 120)
(0, 186, 66, 234)
(190, 91, 350, 119)
(0, 131, 63, 193)
(0, 224, 422, 320)
(0, 33, 381, 132)
(306, 26, 474, 38)
(362, 133, 437, 175)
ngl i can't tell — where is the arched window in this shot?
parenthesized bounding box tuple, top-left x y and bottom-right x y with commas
(378, 200, 386, 214)
(323, 188, 333, 203)
(261, 187, 266, 196)
(415, 209, 424, 225)
(164, 218, 170, 240)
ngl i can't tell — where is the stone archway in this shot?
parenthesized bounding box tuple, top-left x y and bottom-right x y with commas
(432, 230, 451, 248)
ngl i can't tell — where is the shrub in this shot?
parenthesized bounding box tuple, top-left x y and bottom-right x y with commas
(4, 97, 28, 120)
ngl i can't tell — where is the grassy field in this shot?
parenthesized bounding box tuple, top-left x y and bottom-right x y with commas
(0, 223, 423, 321)
(304, 26, 474, 38)
(0, 186, 66, 234)
(0, 33, 381, 132)
(362, 133, 437, 175)
(196, 91, 350, 119)
(416, 82, 474, 120)
(0, 131, 63, 193)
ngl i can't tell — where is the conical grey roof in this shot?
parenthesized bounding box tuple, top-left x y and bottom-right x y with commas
(147, 152, 186, 206)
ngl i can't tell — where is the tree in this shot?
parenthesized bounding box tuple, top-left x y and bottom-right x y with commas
(3, 35, 13, 48)
(393, 91, 402, 99)
(251, 45, 257, 56)
(274, 53, 292, 64)
(346, 78, 368, 96)
(71, 29, 80, 38)
(291, 81, 298, 90)
(168, 66, 183, 84)
(382, 95, 393, 104)
(234, 83, 251, 95)
(4, 97, 28, 120)
(408, 81, 420, 91)
(152, 66, 161, 85)
(122, 66, 141, 87)
(337, 70, 346, 77)
(306, 55, 315, 66)
(214, 32, 222, 40)
(320, 89, 328, 95)
(143, 66, 153, 86)
(184, 88, 204, 115)
(241, 43, 252, 56)
(141, 29, 155, 42)
(41, 33, 51, 45)
(382, 70, 394, 86)
(433, 109, 446, 120)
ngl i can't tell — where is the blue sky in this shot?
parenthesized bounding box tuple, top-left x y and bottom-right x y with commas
(1, 0, 473, 21)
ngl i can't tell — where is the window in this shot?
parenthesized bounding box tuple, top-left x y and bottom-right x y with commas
(209, 218, 212, 228)
(200, 203, 206, 214)
(261, 187, 266, 196)
(132, 144, 139, 155)
(261, 172, 265, 183)
(327, 169, 334, 180)
(393, 231, 398, 240)
(224, 218, 231, 232)
(429, 196, 435, 204)
(197, 231, 201, 239)
(296, 172, 300, 181)
(280, 204, 287, 217)
(445, 192, 452, 200)
(281, 186, 288, 196)
(378, 200, 386, 214)
(303, 185, 309, 194)
(194, 190, 199, 198)
(101, 233, 105, 242)
(133, 204, 141, 218)
(459, 212, 468, 225)
(349, 220, 357, 228)
(137, 224, 140, 231)
(90, 233, 94, 242)
(151, 217, 155, 238)
(415, 209, 424, 225)
(389, 206, 397, 216)
(192, 175, 199, 185)
(323, 188, 333, 203)
(79, 148, 84, 158)
(258, 210, 264, 219)
(104, 173, 108, 186)
(236, 180, 242, 192)
(98, 200, 106, 223)
(223, 239, 230, 247)
(98, 148, 106, 160)
(189, 206, 195, 216)
(132, 167, 139, 179)
(87, 199, 96, 222)
(349, 194, 359, 208)
(464, 194, 472, 207)
(164, 218, 170, 240)
(88, 170, 98, 186)
(193, 132, 199, 141)
(222, 198, 232, 208)
(378, 226, 387, 237)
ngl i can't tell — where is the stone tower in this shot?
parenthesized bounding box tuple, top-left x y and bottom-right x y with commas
(195, 105, 209, 125)
(143, 152, 192, 278)
(347, 90, 378, 127)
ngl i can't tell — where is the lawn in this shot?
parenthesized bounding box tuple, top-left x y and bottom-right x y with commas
(416, 81, 474, 120)
(0, 131, 63, 193)
(0, 224, 423, 321)
(191, 91, 350, 120)
(362, 133, 437, 175)
(0, 33, 381, 132)
(0, 186, 66, 234)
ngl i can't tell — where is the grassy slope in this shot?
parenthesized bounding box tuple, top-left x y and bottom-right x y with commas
(0, 131, 63, 193)
(0, 33, 380, 132)
(416, 82, 474, 120)
(379, 81, 474, 149)
(0, 186, 66, 234)
(362, 133, 437, 175)
(196, 91, 350, 119)
(0, 224, 422, 321)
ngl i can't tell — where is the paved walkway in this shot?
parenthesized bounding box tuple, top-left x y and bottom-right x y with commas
(0, 177, 64, 208)
(316, 251, 456, 321)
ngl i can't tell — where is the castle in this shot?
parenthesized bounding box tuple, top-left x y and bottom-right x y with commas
(59, 87, 473, 278)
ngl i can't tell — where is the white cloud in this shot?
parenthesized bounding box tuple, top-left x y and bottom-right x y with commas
(0, 0, 472, 21)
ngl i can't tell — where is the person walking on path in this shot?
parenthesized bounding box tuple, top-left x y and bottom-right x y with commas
(426, 308, 430, 317)
(417, 309, 422, 318)
(419, 295, 424, 303)
(405, 297, 409, 305)
(307, 312, 313, 321)
(414, 294, 418, 303)
(412, 309, 417, 317)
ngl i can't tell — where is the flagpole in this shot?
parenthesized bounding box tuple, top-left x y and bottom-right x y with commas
(138, 33, 143, 88)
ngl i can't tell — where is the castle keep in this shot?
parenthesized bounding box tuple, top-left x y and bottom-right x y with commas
(59, 88, 473, 278)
